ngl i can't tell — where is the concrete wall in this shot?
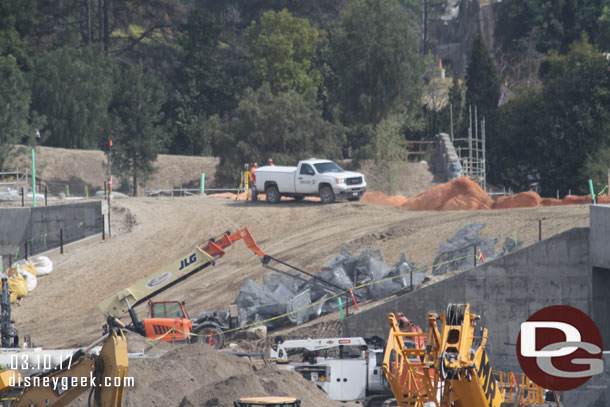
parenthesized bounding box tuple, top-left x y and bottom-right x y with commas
(0, 207, 31, 256)
(434, 133, 462, 182)
(343, 227, 591, 372)
(589, 205, 610, 269)
(0, 201, 104, 260)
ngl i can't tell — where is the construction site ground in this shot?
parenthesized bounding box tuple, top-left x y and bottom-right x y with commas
(3, 147, 592, 406)
(11, 195, 590, 406)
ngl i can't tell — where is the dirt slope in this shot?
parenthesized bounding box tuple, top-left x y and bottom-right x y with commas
(13, 195, 588, 348)
(4, 145, 219, 195)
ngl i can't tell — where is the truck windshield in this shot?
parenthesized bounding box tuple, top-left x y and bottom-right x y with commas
(313, 162, 344, 173)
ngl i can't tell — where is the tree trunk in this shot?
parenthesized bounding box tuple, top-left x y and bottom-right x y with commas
(103, 0, 110, 54)
(86, 0, 92, 44)
(98, 0, 102, 42)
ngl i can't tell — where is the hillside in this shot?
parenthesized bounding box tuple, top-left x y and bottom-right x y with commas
(13, 194, 588, 348)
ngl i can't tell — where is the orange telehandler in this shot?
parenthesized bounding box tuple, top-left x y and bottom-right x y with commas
(99, 227, 358, 349)
(99, 228, 265, 348)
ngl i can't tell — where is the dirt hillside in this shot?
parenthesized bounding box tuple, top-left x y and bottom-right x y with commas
(4, 145, 220, 196)
(13, 195, 589, 349)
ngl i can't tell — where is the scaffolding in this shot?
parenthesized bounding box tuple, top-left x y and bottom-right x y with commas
(452, 105, 486, 191)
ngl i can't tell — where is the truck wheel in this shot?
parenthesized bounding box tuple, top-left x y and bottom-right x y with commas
(319, 185, 335, 204)
(196, 324, 225, 349)
(266, 185, 281, 203)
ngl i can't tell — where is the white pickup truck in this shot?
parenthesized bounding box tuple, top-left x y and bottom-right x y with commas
(253, 159, 367, 204)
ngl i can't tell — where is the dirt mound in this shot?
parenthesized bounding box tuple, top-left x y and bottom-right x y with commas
(399, 177, 493, 210)
(492, 191, 542, 209)
(123, 343, 336, 407)
(361, 177, 604, 211)
(361, 191, 408, 206)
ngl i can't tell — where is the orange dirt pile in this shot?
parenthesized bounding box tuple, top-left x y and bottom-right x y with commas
(361, 177, 603, 211)
(400, 177, 493, 210)
(361, 191, 409, 207)
(492, 191, 541, 209)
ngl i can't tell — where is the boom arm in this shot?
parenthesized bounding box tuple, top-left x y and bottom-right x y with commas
(99, 228, 265, 318)
(12, 328, 128, 407)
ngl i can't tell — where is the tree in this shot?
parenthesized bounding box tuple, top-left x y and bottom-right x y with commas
(490, 37, 610, 195)
(109, 66, 167, 196)
(246, 9, 320, 94)
(331, 0, 422, 128)
(170, 8, 242, 155)
(465, 34, 500, 118)
(0, 56, 31, 168)
(496, 0, 605, 54)
(30, 45, 116, 149)
(0, 0, 35, 70)
(209, 83, 345, 183)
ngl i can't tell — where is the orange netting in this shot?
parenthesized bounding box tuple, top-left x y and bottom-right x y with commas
(360, 177, 603, 211)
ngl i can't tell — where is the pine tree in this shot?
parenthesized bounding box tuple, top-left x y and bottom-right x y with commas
(465, 34, 500, 118)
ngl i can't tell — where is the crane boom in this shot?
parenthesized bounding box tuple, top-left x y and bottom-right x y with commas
(99, 228, 265, 317)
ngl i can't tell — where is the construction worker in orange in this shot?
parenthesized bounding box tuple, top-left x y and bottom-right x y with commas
(267, 158, 275, 166)
(250, 162, 258, 201)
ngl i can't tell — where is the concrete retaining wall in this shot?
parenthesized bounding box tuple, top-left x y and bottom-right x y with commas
(343, 227, 591, 372)
(435, 132, 462, 181)
(0, 201, 104, 260)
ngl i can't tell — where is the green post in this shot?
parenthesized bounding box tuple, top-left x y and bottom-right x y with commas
(66, 184, 70, 197)
(31, 148, 36, 207)
(85, 185, 89, 198)
(338, 297, 343, 321)
(589, 179, 596, 205)
(200, 173, 205, 195)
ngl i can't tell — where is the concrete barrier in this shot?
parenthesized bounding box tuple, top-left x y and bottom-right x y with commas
(0, 201, 104, 261)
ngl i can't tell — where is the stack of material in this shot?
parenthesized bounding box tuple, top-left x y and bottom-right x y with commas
(233, 247, 421, 328)
(432, 224, 522, 275)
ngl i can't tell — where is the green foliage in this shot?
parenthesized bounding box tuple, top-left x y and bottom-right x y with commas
(597, 0, 610, 50)
(0, 0, 35, 70)
(465, 35, 500, 118)
(496, 0, 606, 53)
(109, 66, 167, 196)
(0, 56, 31, 168)
(171, 9, 241, 155)
(372, 114, 408, 194)
(331, 0, 422, 136)
(209, 83, 345, 183)
(583, 147, 610, 191)
(491, 37, 610, 195)
(30, 45, 117, 149)
(247, 9, 320, 94)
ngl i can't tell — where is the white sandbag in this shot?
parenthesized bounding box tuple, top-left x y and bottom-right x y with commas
(32, 256, 53, 276)
(20, 270, 37, 292)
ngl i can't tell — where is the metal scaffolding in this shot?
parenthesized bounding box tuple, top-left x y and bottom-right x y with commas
(453, 105, 486, 191)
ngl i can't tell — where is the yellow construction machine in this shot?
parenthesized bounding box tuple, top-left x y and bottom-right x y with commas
(383, 303, 545, 407)
(0, 328, 128, 407)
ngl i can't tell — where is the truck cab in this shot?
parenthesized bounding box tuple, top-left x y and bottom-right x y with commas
(254, 159, 367, 204)
(144, 300, 193, 342)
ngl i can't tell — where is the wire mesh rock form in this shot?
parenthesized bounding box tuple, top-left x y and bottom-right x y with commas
(233, 247, 422, 328)
(431, 223, 523, 276)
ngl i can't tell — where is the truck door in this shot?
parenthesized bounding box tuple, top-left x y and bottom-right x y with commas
(296, 164, 318, 194)
(145, 301, 192, 341)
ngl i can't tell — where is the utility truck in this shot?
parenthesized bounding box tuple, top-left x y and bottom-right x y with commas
(269, 337, 391, 403)
(253, 159, 366, 204)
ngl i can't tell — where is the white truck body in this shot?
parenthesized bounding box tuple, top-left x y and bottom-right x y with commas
(253, 159, 366, 203)
(269, 337, 390, 402)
